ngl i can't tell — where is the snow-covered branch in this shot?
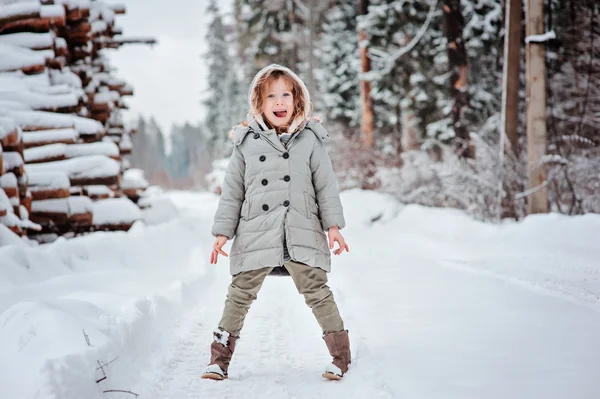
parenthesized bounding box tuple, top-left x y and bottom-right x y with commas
(525, 30, 556, 43)
(370, 0, 439, 66)
(291, 0, 309, 19)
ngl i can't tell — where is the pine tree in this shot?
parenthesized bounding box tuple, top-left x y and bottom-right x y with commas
(203, 0, 245, 159)
(544, 0, 600, 213)
(167, 123, 192, 179)
(129, 116, 167, 180)
(145, 117, 167, 178)
(129, 116, 148, 170)
(461, 0, 503, 131)
(316, 0, 361, 128)
(238, 0, 296, 75)
(359, 0, 447, 148)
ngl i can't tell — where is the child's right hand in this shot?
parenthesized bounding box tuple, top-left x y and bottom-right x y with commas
(210, 235, 229, 264)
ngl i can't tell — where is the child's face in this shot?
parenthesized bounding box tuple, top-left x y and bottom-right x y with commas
(262, 77, 294, 129)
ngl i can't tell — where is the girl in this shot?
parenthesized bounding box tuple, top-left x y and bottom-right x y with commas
(202, 64, 351, 381)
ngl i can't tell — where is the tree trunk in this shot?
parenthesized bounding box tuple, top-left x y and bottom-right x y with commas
(497, 0, 523, 220)
(501, 0, 521, 156)
(525, 0, 549, 213)
(289, 0, 297, 71)
(443, 0, 473, 158)
(358, 0, 374, 148)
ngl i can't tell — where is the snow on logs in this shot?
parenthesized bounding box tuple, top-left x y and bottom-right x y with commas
(0, 0, 155, 241)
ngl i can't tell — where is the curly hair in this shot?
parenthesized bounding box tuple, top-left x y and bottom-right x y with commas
(249, 68, 311, 133)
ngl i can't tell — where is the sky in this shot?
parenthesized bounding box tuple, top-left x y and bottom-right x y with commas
(106, 0, 233, 135)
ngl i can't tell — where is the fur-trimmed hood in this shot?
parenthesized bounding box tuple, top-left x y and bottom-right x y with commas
(231, 117, 329, 147)
(247, 64, 312, 134)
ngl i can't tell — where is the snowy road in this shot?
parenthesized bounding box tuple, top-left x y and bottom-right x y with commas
(2, 190, 600, 398)
(123, 250, 600, 399)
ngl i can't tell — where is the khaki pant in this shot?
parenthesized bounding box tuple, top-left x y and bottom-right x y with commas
(218, 260, 345, 336)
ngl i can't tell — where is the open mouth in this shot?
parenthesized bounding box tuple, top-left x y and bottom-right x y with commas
(273, 110, 287, 118)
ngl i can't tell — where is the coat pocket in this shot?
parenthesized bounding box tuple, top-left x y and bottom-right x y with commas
(241, 197, 251, 220)
(304, 192, 317, 218)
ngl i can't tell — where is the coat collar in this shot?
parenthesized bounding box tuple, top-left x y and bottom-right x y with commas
(232, 118, 329, 146)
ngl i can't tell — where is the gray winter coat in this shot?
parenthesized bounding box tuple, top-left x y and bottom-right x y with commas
(211, 119, 345, 274)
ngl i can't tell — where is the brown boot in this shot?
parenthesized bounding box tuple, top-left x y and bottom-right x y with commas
(201, 330, 239, 380)
(322, 330, 351, 380)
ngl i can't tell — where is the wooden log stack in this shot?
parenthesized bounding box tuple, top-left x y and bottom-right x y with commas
(0, 0, 156, 242)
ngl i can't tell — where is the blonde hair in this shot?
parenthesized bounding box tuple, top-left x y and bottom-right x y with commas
(249, 68, 311, 133)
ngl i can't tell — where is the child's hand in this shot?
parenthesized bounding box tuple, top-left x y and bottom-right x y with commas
(210, 235, 229, 264)
(327, 226, 350, 255)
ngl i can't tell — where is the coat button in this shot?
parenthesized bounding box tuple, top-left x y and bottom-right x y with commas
(283, 175, 290, 182)
(282, 152, 289, 159)
(259, 155, 266, 162)
(262, 204, 269, 211)
(262, 179, 268, 186)
(283, 200, 290, 207)
(254, 133, 260, 139)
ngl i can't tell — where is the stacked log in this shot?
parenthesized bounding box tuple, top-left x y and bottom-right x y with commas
(0, 0, 156, 242)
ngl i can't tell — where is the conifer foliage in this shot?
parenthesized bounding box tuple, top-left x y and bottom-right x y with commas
(203, 0, 245, 159)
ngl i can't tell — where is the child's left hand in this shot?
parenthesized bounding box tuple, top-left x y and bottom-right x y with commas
(328, 226, 350, 255)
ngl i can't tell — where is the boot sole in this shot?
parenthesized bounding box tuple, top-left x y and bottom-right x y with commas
(322, 372, 343, 381)
(201, 372, 227, 381)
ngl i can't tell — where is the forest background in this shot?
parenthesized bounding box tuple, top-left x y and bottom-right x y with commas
(128, 0, 599, 221)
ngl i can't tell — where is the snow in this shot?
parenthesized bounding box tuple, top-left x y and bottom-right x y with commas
(31, 196, 92, 216)
(0, 99, 32, 111)
(24, 155, 120, 181)
(2, 151, 23, 172)
(119, 131, 132, 151)
(28, 171, 70, 190)
(0, 32, 55, 50)
(40, 4, 65, 19)
(24, 143, 66, 162)
(120, 167, 148, 190)
(0, 2, 40, 20)
(90, 20, 108, 34)
(49, 68, 83, 89)
(525, 30, 557, 43)
(93, 89, 119, 104)
(0, 115, 19, 139)
(0, 109, 104, 135)
(0, 43, 45, 72)
(0, 224, 27, 247)
(0, 189, 599, 399)
(0, 189, 11, 214)
(0, 172, 17, 189)
(65, 142, 119, 158)
(91, 197, 142, 225)
(84, 185, 113, 197)
(22, 128, 78, 145)
(0, 88, 79, 110)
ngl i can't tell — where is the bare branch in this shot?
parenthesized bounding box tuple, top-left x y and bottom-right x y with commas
(103, 389, 139, 397)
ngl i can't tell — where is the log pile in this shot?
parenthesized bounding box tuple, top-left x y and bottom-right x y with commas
(0, 0, 156, 242)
